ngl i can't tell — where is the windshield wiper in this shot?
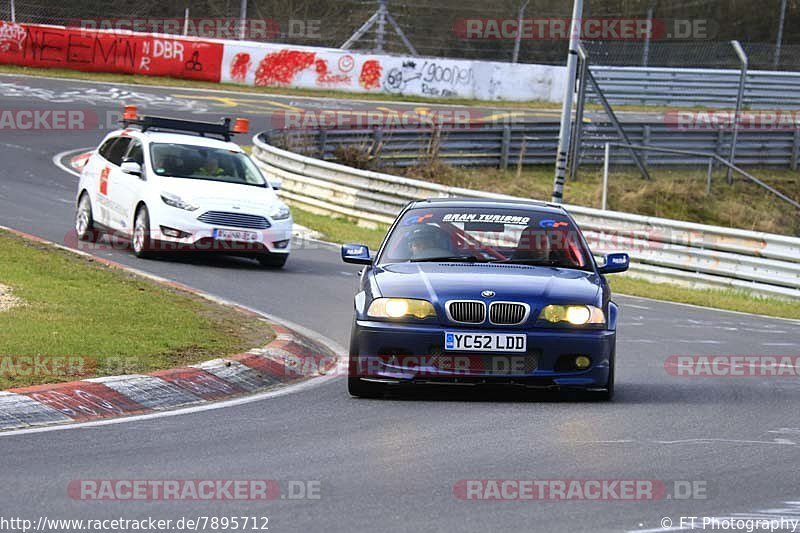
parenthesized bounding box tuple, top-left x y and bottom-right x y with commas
(410, 255, 484, 263)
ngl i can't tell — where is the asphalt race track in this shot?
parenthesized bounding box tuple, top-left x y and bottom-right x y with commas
(1, 73, 799, 533)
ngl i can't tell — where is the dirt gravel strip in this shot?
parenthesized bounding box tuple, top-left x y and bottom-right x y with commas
(0, 226, 339, 432)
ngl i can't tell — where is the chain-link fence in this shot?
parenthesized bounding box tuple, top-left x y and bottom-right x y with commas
(4, 0, 799, 70)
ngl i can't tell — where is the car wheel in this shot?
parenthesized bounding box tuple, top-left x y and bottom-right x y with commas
(257, 253, 288, 268)
(132, 205, 154, 259)
(75, 193, 98, 242)
(348, 377, 385, 399)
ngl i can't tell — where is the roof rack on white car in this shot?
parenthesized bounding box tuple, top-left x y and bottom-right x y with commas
(119, 105, 249, 142)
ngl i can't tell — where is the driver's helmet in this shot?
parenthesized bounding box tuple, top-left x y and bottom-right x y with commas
(407, 224, 442, 252)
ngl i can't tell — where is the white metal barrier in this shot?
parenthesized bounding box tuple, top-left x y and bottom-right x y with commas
(252, 136, 800, 300)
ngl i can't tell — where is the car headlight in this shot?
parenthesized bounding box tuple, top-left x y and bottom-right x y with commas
(538, 305, 605, 325)
(268, 202, 291, 221)
(367, 298, 437, 320)
(161, 192, 198, 211)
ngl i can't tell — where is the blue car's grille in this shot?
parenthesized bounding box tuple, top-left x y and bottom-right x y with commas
(447, 301, 486, 324)
(198, 211, 271, 229)
(489, 302, 529, 325)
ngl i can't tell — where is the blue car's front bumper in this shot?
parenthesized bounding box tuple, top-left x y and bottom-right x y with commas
(350, 320, 615, 390)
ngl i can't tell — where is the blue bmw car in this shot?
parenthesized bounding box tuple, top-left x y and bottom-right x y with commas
(341, 198, 629, 400)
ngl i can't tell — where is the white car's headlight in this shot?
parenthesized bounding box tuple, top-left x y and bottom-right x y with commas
(268, 202, 291, 221)
(161, 192, 198, 212)
(539, 304, 605, 325)
(367, 298, 436, 320)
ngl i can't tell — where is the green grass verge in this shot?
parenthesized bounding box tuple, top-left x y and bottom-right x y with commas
(608, 276, 800, 320)
(290, 206, 800, 320)
(292, 207, 388, 249)
(402, 165, 800, 236)
(0, 230, 274, 389)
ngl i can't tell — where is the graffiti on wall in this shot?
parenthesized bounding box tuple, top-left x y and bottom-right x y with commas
(383, 60, 474, 97)
(0, 23, 222, 82)
(0, 21, 27, 53)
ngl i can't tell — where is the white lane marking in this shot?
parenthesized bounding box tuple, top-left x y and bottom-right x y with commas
(676, 340, 722, 344)
(624, 304, 651, 310)
(616, 294, 800, 325)
(577, 438, 796, 447)
(742, 328, 787, 334)
(763, 342, 798, 347)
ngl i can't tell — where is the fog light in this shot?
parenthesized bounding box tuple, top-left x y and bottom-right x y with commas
(574, 356, 591, 370)
(273, 239, 290, 249)
(160, 226, 190, 238)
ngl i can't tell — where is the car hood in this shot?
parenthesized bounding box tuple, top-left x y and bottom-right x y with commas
(158, 177, 278, 212)
(372, 262, 602, 307)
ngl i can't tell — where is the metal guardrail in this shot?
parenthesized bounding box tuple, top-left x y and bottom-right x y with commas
(252, 135, 800, 300)
(263, 121, 800, 170)
(589, 66, 800, 109)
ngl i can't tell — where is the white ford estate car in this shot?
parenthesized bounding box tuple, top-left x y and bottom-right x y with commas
(75, 107, 292, 268)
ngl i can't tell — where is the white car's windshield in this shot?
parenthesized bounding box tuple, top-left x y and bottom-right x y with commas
(378, 207, 594, 271)
(150, 143, 267, 187)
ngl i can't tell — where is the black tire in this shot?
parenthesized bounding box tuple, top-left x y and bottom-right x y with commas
(132, 205, 154, 259)
(75, 192, 98, 242)
(348, 377, 385, 399)
(257, 253, 288, 268)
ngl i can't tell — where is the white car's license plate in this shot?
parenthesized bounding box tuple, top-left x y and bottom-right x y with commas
(213, 229, 259, 242)
(444, 332, 526, 352)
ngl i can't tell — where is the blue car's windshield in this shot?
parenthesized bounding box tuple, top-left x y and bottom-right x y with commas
(377, 207, 594, 271)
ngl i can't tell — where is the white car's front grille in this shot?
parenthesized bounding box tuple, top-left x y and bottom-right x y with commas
(197, 211, 271, 229)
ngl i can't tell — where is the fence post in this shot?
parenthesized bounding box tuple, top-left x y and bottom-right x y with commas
(10, 0, 15, 22)
(706, 157, 714, 195)
(602, 142, 610, 210)
(642, 124, 651, 166)
(792, 127, 800, 171)
(512, 0, 530, 63)
(500, 125, 511, 170)
(728, 40, 748, 184)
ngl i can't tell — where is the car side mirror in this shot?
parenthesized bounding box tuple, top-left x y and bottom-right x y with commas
(342, 243, 372, 265)
(120, 160, 142, 177)
(270, 180, 281, 191)
(598, 253, 629, 274)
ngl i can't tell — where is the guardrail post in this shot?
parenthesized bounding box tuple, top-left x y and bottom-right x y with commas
(516, 137, 527, 178)
(318, 129, 328, 158)
(792, 127, 800, 171)
(371, 128, 384, 162)
(642, 125, 651, 166)
(500, 125, 511, 170)
(706, 158, 714, 195)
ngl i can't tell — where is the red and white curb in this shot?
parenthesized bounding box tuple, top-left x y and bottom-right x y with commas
(0, 226, 341, 433)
